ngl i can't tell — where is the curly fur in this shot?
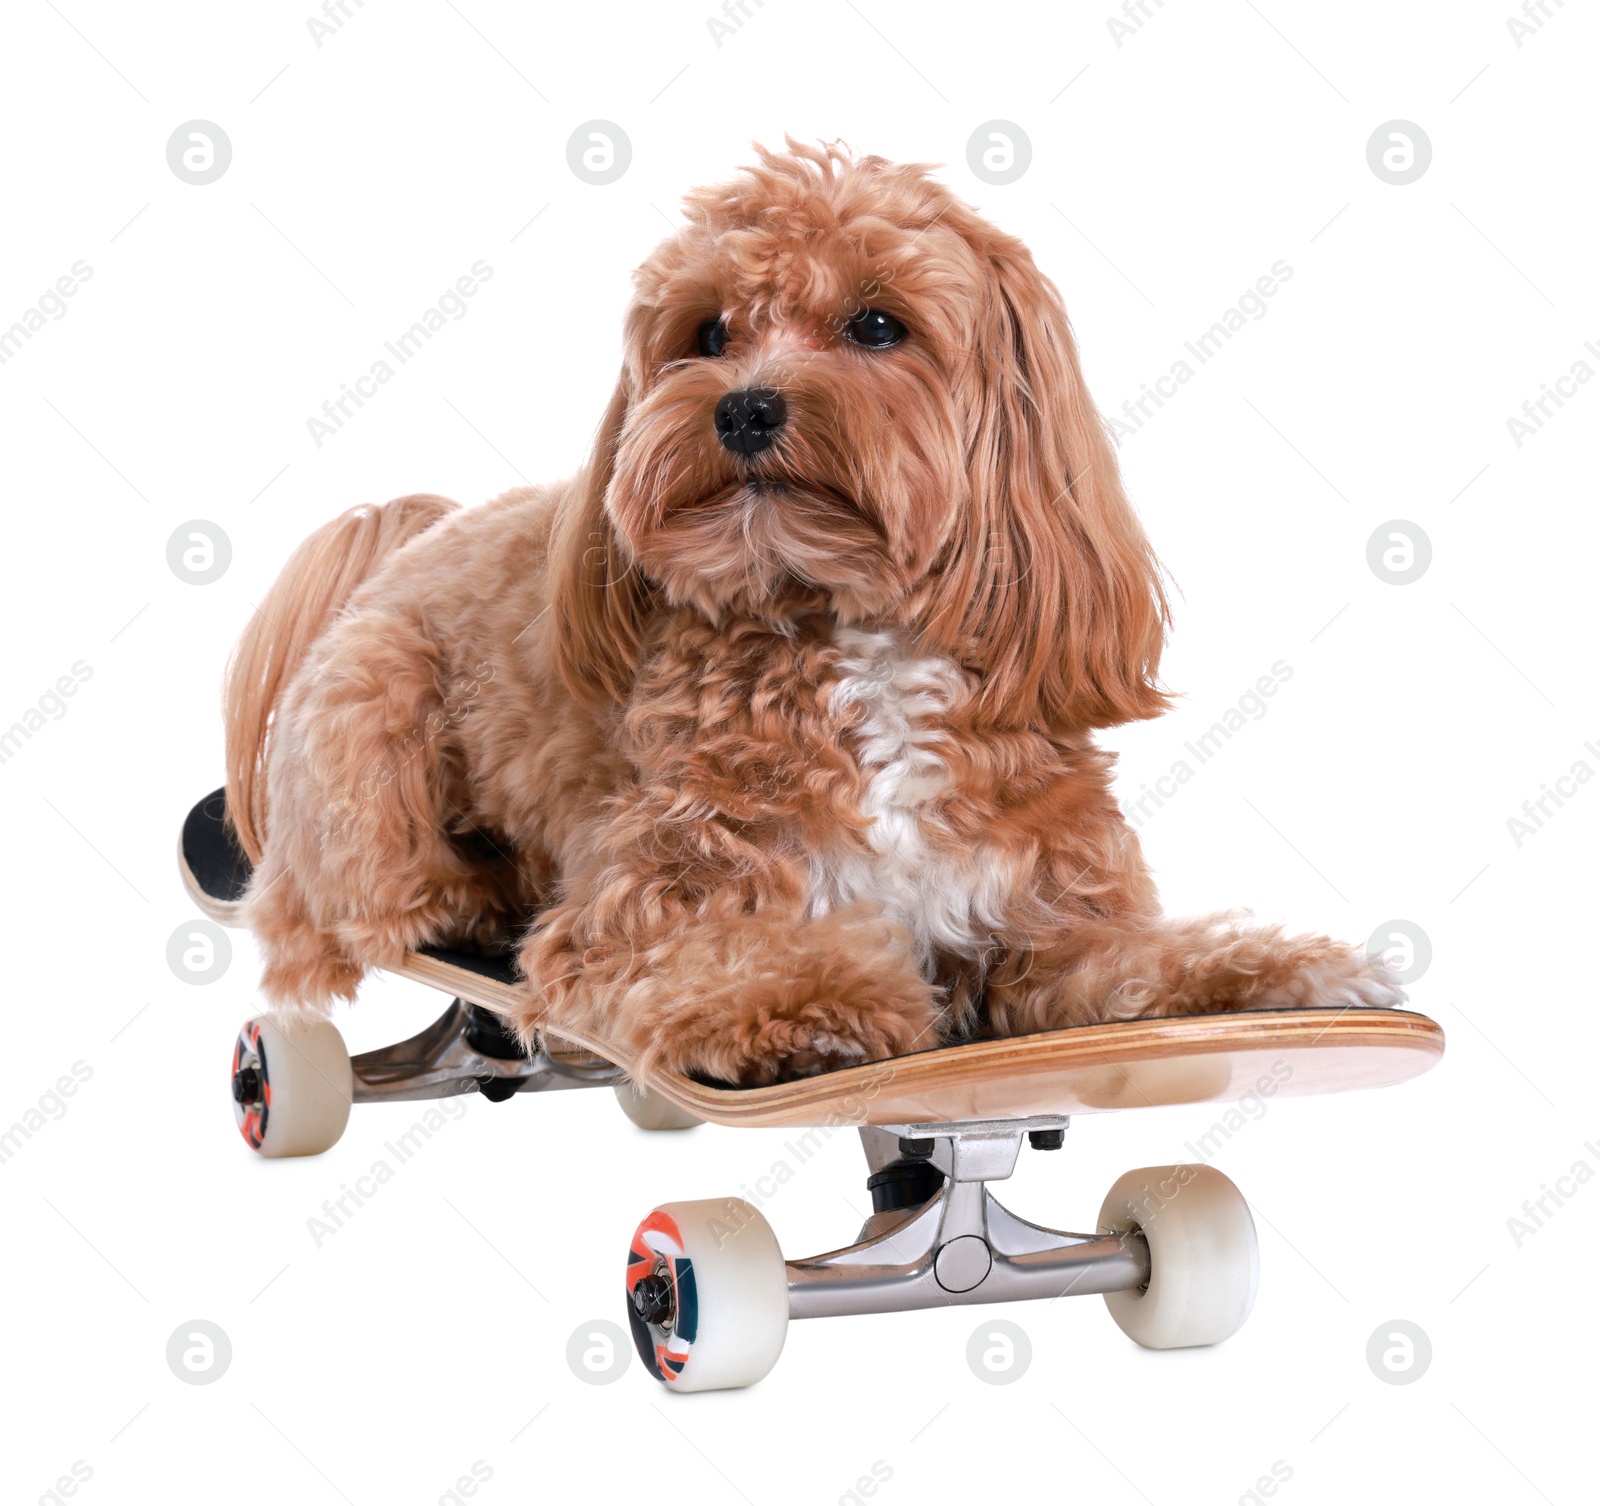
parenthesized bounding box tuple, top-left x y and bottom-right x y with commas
(224, 140, 1401, 1084)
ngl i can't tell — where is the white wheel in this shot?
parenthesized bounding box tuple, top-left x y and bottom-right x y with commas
(230, 1015, 353, 1158)
(614, 1082, 703, 1132)
(1098, 1164, 1259, 1349)
(625, 1197, 788, 1391)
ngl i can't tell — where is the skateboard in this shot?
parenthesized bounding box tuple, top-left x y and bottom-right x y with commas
(180, 787, 1445, 1391)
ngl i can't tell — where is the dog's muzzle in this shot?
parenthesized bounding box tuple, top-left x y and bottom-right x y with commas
(714, 387, 787, 455)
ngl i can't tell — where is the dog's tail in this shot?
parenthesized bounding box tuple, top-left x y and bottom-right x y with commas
(224, 494, 457, 864)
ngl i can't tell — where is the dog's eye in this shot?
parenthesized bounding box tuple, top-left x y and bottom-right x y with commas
(843, 308, 906, 349)
(697, 319, 729, 358)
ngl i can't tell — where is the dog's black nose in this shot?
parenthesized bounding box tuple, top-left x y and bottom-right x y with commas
(714, 388, 787, 455)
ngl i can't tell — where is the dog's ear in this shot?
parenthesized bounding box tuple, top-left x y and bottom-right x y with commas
(925, 228, 1170, 731)
(549, 374, 652, 704)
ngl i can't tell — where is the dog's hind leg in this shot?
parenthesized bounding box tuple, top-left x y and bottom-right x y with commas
(245, 606, 517, 1004)
(244, 848, 364, 1010)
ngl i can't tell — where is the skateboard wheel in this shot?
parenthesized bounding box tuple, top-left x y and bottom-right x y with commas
(625, 1198, 788, 1392)
(1098, 1165, 1259, 1349)
(613, 1082, 703, 1132)
(230, 1015, 353, 1158)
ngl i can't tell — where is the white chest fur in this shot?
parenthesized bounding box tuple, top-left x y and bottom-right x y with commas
(805, 627, 1013, 974)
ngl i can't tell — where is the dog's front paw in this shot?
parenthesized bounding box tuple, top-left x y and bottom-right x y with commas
(517, 901, 946, 1087)
(654, 978, 942, 1088)
(1267, 943, 1408, 1012)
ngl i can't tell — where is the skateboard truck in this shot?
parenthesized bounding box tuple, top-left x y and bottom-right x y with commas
(627, 1122, 1142, 1347)
(785, 1120, 1149, 1320)
(623, 1117, 1266, 1393)
(224, 998, 700, 1159)
(346, 999, 622, 1104)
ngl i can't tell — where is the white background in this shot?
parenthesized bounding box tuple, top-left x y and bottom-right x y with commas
(1, 1, 1595, 1502)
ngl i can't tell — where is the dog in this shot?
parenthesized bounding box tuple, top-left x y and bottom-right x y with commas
(224, 140, 1401, 1086)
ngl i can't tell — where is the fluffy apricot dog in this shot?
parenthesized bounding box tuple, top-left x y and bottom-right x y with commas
(226, 141, 1399, 1085)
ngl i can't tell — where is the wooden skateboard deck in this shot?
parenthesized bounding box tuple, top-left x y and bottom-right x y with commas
(180, 788, 1445, 1130)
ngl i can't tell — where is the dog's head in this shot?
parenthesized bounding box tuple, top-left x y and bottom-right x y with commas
(553, 139, 1169, 731)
